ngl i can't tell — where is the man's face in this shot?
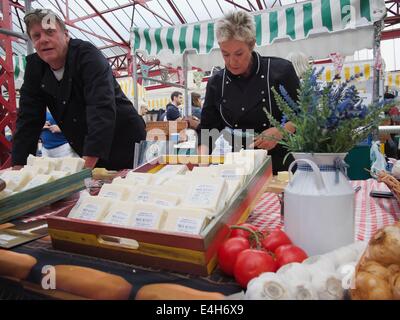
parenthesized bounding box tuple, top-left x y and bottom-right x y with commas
(174, 94, 184, 106)
(219, 39, 253, 76)
(29, 21, 69, 69)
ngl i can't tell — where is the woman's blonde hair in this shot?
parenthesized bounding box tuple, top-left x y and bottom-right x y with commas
(216, 11, 256, 48)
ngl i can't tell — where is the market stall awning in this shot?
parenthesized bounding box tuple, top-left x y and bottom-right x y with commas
(132, 0, 387, 69)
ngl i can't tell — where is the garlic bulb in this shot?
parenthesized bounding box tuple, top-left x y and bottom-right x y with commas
(245, 272, 293, 300)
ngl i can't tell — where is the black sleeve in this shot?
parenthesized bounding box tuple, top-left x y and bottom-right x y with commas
(196, 76, 225, 149)
(78, 42, 117, 160)
(276, 61, 300, 120)
(12, 56, 46, 166)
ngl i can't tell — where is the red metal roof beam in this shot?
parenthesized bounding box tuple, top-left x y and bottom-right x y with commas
(84, 0, 129, 46)
(382, 28, 400, 40)
(255, 0, 264, 10)
(166, 0, 186, 24)
(223, 0, 251, 12)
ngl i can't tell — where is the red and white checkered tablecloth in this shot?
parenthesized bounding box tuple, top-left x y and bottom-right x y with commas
(247, 179, 400, 242)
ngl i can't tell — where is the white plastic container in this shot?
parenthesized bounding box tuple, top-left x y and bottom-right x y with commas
(284, 153, 355, 256)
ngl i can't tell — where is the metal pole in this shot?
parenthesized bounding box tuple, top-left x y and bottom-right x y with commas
(372, 21, 383, 103)
(25, 0, 34, 55)
(138, 76, 185, 88)
(183, 51, 190, 117)
(132, 50, 139, 111)
(0, 28, 28, 40)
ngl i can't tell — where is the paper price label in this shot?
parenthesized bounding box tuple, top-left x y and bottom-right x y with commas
(220, 169, 243, 180)
(188, 184, 216, 205)
(134, 211, 158, 229)
(137, 191, 150, 202)
(154, 199, 173, 207)
(78, 203, 101, 221)
(108, 210, 130, 226)
(102, 191, 120, 199)
(175, 217, 203, 234)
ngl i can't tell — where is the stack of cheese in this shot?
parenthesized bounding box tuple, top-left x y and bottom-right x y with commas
(0, 155, 85, 199)
(66, 151, 267, 235)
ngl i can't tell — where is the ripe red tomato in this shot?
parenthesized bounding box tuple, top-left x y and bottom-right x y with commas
(233, 249, 278, 288)
(229, 223, 258, 240)
(275, 244, 308, 268)
(261, 229, 292, 252)
(217, 237, 250, 276)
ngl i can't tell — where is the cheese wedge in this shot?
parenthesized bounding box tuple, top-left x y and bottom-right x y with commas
(68, 196, 112, 222)
(180, 177, 228, 215)
(20, 174, 53, 191)
(130, 203, 167, 230)
(162, 208, 209, 235)
(98, 184, 131, 201)
(102, 201, 135, 226)
(60, 157, 85, 174)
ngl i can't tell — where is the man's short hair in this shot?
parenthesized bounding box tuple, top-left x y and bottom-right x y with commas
(171, 91, 182, 101)
(24, 9, 66, 38)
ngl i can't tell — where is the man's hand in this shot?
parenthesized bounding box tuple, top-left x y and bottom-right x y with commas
(251, 127, 283, 150)
(83, 156, 99, 169)
(49, 125, 61, 133)
(12, 165, 23, 170)
(183, 116, 200, 130)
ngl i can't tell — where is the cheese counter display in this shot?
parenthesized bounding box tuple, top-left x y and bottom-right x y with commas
(0, 156, 86, 199)
(47, 152, 273, 275)
(0, 156, 92, 224)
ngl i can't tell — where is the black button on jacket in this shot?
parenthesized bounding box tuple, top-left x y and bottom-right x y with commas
(12, 39, 146, 170)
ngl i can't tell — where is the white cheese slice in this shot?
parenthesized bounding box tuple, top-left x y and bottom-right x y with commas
(130, 203, 167, 230)
(102, 201, 135, 226)
(98, 183, 131, 201)
(156, 164, 188, 176)
(180, 177, 228, 215)
(60, 157, 85, 174)
(20, 174, 53, 191)
(125, 185, 184, 203)
(162, 208, 209, 235)
(68, 196, 112, 222)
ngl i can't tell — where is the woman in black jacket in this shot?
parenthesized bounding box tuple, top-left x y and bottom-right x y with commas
(197, 11, 300, 173)
(12, 9, 146, 170)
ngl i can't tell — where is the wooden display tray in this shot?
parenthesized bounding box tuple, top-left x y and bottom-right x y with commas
(47, 156, 273, 276)
(0, 169, 92, 224)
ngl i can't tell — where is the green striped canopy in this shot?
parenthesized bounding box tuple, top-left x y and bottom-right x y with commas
(131, 0, 386, 68)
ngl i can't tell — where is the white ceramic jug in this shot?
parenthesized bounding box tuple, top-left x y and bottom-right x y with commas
(284, 153, 355, 256)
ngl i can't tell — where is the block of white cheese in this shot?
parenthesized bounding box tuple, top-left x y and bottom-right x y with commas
(20, 174, 54, 191)
(68, 196, 112, 222)
(125, 185, 184, 203)
(127, 189, 180, 207)
(0, 170, 33, 192)
(125, 171, 154, 185)
(21, 165, 47, 175)
(60, 157, 85, 174)
(152, 164, 188, 185)
(187, 165, 219, 177)
(98, 183, 131, 201)
(111, 177, 137, 189)
(224, 152, 255, 175)
(162, 208, 209, 235)
(180, 177, 228, 215)
(277, 171, 290, 182)
(50, 170, 69, 180)
(102, 201, 135, 226)
(130, 203, 167, 230)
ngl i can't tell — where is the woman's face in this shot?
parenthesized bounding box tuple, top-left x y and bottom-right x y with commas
(219, 39, 253, 76)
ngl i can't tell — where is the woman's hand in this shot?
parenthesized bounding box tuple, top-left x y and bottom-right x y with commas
(251, 127, 283, 150)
